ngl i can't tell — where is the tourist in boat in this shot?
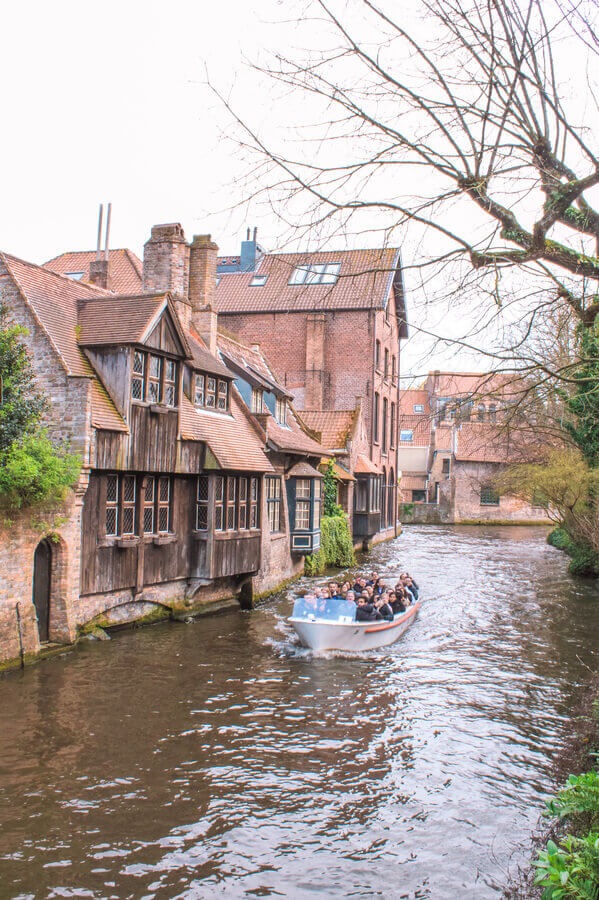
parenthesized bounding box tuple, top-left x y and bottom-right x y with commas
(375, 593, 393, 621)
(355, 596, 382, 622)
(353, 576, 366, 594)
(388, 591, 404, 615)
(346, 590, 356, 605)
(328, 582, 341, 599)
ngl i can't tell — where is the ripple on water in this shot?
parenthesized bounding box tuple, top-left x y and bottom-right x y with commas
(0, 526, 599, 898)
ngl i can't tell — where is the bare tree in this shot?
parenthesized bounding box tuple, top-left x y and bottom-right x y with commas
(222, 0, 599, 344)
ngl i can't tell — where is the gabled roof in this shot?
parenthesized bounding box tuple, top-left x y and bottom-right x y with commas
(188, 330, 233, 379)
(214, 248, 401, 317)
(44, 248, 143, 294)
(300, 409, 357, 451)
(217, 331, 292, 399)
(0, 252, 126, 432)
(78, 294, 191, 357)
(179, 394, 274, 472)
(216, 332, 328, 458)
(354, 454, 381, 475)
(454, 423, 541, 464)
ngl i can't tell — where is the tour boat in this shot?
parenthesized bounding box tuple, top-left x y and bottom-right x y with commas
(289, 600, 421, 652)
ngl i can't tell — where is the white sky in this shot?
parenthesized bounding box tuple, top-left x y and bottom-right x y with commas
(1, 0, 594, 381)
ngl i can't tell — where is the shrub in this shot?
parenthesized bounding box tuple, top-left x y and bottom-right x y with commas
(534, 834, 599, 898)
(0, 431, 80, 511)
(322, 460, 343, 518)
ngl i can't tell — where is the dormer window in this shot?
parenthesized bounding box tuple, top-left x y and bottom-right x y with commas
(275, 397, 287, 424)
(250, 274, 268, 286)
(288, 263, 341, 285)
(65, 271, 85, 280)
(251, 388, 263, 413)
(131, 349, 178, 407)
(194, 372, 230, 413)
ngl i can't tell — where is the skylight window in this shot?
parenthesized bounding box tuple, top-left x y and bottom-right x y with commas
(65, 271, 85, 280)
(250, 274, 268, 286)
(288, 263, 341, 285)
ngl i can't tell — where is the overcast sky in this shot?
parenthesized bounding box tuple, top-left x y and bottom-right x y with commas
(2, 0, 594, 381)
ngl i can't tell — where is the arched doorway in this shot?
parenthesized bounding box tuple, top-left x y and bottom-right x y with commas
(388, 468, 395, 527)
(32, 539, 52, 643)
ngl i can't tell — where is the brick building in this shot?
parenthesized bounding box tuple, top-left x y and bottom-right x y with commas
(0, 224, 329, 670)
(214, 234, 407, 544)
(398, 372, 551, 524)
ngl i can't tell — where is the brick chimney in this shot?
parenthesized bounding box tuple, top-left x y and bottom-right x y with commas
(189, 234, 219, 353)
(89, 258, 111, 290)
(143, 223, 191, 327)
(305, 314, 326, 410)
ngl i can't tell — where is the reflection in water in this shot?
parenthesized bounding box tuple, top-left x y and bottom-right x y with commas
(1, 526, 599, 898)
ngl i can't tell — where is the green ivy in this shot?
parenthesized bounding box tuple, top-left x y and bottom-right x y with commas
(323, 460, 344, 518)
(304, 513, 356, 575)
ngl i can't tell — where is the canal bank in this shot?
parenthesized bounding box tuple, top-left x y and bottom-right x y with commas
(1, 525, 598, 898)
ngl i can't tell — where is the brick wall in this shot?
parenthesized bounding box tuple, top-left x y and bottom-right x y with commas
(452, 461, 551, 522)
(0, 266, 90, 665)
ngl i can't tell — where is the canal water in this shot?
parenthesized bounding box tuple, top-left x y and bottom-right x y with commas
(1, 526, 599, 899)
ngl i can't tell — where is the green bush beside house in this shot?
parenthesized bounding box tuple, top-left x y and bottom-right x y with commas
(304, 461, 356, 575)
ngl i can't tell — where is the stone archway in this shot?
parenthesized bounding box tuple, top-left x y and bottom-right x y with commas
(32, 539, 52, 642)
(32, 535, 72, 644)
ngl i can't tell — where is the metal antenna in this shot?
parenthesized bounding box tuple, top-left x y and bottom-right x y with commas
(96, 204, 104, 260)
(104, 203, 112, 261)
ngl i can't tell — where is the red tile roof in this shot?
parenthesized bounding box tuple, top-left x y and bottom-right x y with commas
(45, 249, 143, 294)
(214, 248, 400, 315)
(79, 294, 168, 346)
(0, 252, 126, 432)
(179, 394, 274, 472)
(267, 414, 329, 457)
(300, 409, 357, 450)
(354, 454, 381, 475)
(217, 332, 291, 397)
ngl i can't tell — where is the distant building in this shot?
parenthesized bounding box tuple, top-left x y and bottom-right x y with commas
(213, 232, 408, 544)
(45, 248, 143, 294)
(398, 372, 551, 524)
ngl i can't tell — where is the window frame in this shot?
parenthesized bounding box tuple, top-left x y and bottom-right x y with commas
(130, 348, 179, 408)
(390, 402, 396, 448)
(251, 388, 264, 413)
(287, 262, 341, 285)
(382, 397, 388, 453)
(400, 429, 414, 442)
(480, 486, 500, 506)
(266, 476, 283, 533)
(374, 392, 380, 443)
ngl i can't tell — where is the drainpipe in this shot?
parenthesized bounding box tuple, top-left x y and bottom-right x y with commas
(15, 603, 25, 669)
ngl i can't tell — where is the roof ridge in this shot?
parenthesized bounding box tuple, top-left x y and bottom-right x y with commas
(219, 246, 400, 259)
(4, 251, 113, 295)
(44, 248, 140, 264)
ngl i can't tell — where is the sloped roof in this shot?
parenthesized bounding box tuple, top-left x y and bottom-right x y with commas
(422, 371, 507, 400)
(214, 248, 400, 315)
(217, 332, 292, 398)
(79, 294, 168, 345)
(320, 460, 355, 482)
(216, 332, 326, 457)
(188, 330, 232, 378)
(286, 460, 322, 479)
(179, 394, 274, 472)
(45, 248, 143, 294)
(0, 252, 126, 432)
(354, 454, 381, 475)
(399, 414, 432, 446)
(267, 413, 330, 457)
(300, 409, 357, 450)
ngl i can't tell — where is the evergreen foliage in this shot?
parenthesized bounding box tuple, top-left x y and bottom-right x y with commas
(0, 302, 80, 512)
(0, 302, 46, 454)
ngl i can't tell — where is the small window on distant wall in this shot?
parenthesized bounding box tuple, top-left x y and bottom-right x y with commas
(480, 486, 500, 506)
(400, 429, 413, 442)
(275, 397, 287, 425)
(251, 388, 263, 413)
(442, 458, 450, 475)
(194, 373, 229, 413)
(288, 263, 341, 285)
(413, 403, 424, 413)
(250, 274, 268, 286)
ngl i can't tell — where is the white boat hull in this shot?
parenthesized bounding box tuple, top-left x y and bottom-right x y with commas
(289, 602, 420, 651)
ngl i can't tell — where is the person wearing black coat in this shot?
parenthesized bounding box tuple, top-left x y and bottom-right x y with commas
(355, 597, 382, 622)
